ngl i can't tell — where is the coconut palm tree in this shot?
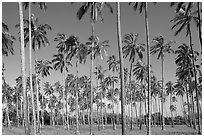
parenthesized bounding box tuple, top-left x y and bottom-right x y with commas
(75, 2, 113, 134)
(129, 2, 152, 134)
(52, 35, 73, 128)
(166, 81, 175, 127)
(150, 35, 175, 130)
(171, 3, 201, 134)
(122, 33, 145, 130)
(2, 81, 13, 128)
(18, 2, 30, 134)
(36, 59, 53, 127)
(2, 22, 15, 56)
(175, 43, 197, 128)
(23, 2, 47, 133)
(15, 12, 51, 133)
(67, 36, 89, 134)
(116, 2, 126, 135)
(105, 75, 118, 130)
(94, 65, 107, 128)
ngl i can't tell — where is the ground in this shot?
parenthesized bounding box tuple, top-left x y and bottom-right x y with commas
(2, 124, 199, 135)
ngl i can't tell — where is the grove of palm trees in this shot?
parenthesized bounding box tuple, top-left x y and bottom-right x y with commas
(2, 2, 202, 135)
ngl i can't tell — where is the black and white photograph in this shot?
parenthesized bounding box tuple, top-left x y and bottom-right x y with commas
(2, 1, 202, 135)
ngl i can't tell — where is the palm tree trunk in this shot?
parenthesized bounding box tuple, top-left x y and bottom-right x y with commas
(188, 25, 201, 134)
(65, 93, 68, 130)
(139, 97, 142, 130)
(134, 102, 138, 127)
(190, 92, 196, 129)
(197, 2, 202, 49)
(116, 2, 126, 135)
(34, 56, 40, 133)
(28, 3, 36, 134)
(89, 11, 94, 136)
(161, 50, 165, 131)
(17, 96, 19, 127)
(101, 93, 104, 129)
(75, 59, 80, 134)
(112, 103, 116, 130)
(170, 93, 174, 127)
(41, 77, 44, 127)
(5, 96, 10, 128)
(144, 2, 151, 134)
(62, 68, 65, 128)
(21, 99, 24, 126)
(19, 2, 30, 134)
(104, 105, 107, 126)
(186, 86, 192, 127)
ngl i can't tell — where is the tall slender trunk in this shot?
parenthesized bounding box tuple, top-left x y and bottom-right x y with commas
(144, 2, 151, 134)
(65, 93, 68, 130)
(100, 81, 104, 129)
(41, 77, 44, 127)
(19, 2, 30, 134)
(29, 3, 36, 134)
(34, 55, 40, 133)
(190, 92, 196, 129)
(186, 86, 192, 127)
(89, 9, 94, 136)
(129, 61, 133, 130)
(5, 96, 10, 128)
(17, 95, 19, 127)
(21, 100, 24, 126)
(197, 2, 202, 50)
(62, 68, 65, 128)
(139, 97, 142, 130)
(112, 102, 116, 130)
(170, 93, 174, 127)
(161, 49, 165, 130)
(75, 59, 80, 134)
(188, 25, 201, 134)
(116, 2, 126, 134)
(134, 102, 138, 127)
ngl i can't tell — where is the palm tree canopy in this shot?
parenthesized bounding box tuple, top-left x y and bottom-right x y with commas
(15, 14, 51, 51)
(150, 35, 175, 60)
(23, 2, 47, 11)
(2, 22, 15, 56)
(107, 55, 120, 72)
(170, 2, 199, 36)
(76, 2, 113, 23)
(52, 52, 72, 73)
(122, 33, 145, 62)
(36, 59, 53, 78)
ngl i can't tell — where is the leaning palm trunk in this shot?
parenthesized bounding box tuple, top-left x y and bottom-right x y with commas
(29, 3, 37, 134)
(19, 2, 30, 134)
(144, 3, 151, 135)
(116, 2, 126, 135)
(188, 26, 201, 134)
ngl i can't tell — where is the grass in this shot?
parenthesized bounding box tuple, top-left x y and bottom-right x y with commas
(2, 124, 199, 135)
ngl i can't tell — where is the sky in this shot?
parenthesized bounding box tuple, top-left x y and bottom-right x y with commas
(2, 2, 202, 116)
